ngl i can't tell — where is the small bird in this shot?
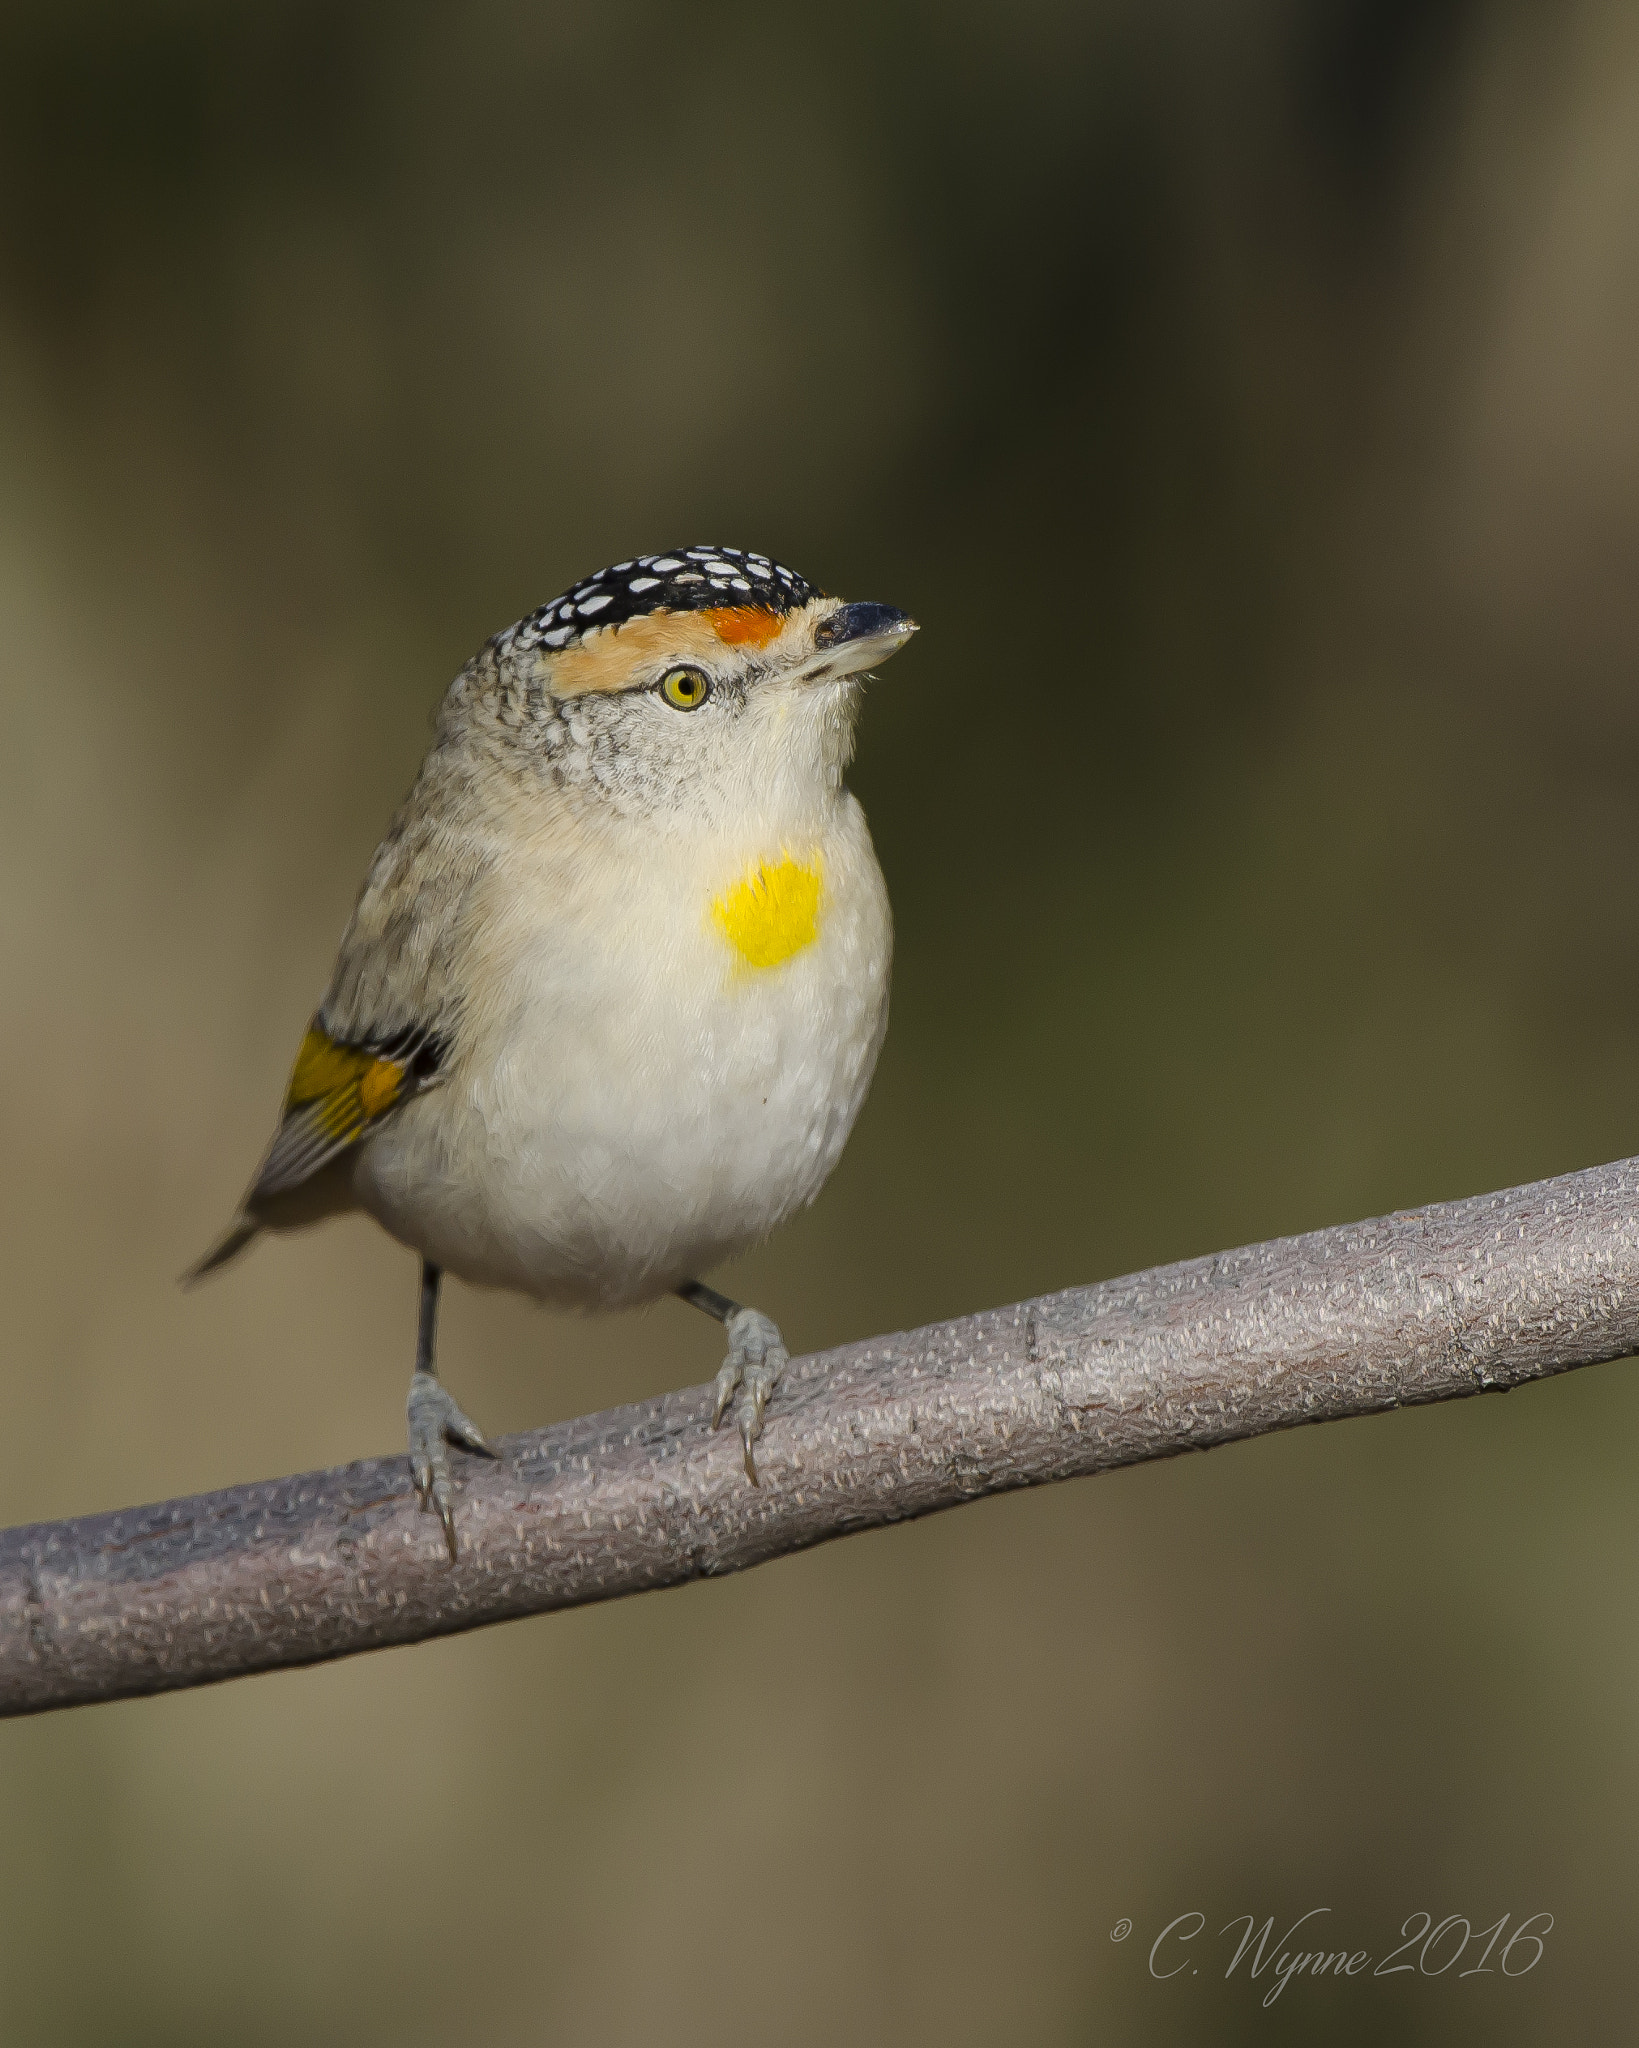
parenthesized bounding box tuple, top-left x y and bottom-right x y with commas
(193, 546, 916, 1557)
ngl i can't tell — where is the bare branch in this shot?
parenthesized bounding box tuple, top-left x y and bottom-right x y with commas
(5, 1155, 1638, 1716)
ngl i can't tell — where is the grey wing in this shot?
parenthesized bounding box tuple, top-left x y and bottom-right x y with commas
(189, 742, 497, 1277)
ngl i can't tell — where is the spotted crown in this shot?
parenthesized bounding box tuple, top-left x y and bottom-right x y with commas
(506, 546, 821, 655)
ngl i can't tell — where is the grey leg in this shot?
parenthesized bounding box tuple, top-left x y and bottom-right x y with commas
(677, 1280, 789, 1485)
(406, 1259, 497, 1562)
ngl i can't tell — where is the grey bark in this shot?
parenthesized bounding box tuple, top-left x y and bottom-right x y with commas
(5, 1155, 1638, 1717)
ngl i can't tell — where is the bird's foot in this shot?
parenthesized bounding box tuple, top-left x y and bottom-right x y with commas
(407, 1369, 498, 1563)
(709, 1307, 789, 1485)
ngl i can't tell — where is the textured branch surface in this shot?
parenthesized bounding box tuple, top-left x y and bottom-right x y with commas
(6, 1156, 1639, 1716)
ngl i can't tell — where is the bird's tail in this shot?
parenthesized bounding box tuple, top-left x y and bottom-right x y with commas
(183, 1214, 261, 1286)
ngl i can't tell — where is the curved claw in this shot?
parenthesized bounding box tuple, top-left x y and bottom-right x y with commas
(407, 1369, 497, 1565)
(708, 1307, 788, 1487)
(446, 1413, 499, 1460)
(711, 1360, 740, 1433)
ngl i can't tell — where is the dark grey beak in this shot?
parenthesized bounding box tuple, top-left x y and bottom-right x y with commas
(807, 601, 918, 679)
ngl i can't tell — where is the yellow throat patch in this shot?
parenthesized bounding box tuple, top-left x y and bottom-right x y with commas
(712, 853, 824, 970)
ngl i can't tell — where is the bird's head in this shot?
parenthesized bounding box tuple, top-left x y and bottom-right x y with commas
(468, 547, 916, 831)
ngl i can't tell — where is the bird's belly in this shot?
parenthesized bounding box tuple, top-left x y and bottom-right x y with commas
(355, 826, 890, 1306)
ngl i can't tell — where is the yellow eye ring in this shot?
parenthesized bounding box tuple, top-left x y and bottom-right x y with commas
(659, 666, 711, 711)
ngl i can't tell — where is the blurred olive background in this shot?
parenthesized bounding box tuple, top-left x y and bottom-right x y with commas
(3, 0, 1639, 2041)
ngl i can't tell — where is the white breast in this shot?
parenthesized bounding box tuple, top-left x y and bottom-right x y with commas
(353, 793, 891, 1306)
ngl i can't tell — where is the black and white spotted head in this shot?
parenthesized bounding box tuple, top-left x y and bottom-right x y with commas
(505, 546, 822, 656)
(462, 545, 918, 820)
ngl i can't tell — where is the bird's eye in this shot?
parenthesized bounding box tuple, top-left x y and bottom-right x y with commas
(659, 666, 711, 711)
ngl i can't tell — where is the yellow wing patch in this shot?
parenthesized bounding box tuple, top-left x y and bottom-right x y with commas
(285, 1027, 409, 1138)
(241, 1022, 419, 1203)
(712, 854, 824, 970)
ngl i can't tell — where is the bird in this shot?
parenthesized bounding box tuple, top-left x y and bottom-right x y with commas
(191, 545, 916, 1559)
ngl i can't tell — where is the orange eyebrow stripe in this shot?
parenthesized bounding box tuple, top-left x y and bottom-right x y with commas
(705, 605, 785, 648)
